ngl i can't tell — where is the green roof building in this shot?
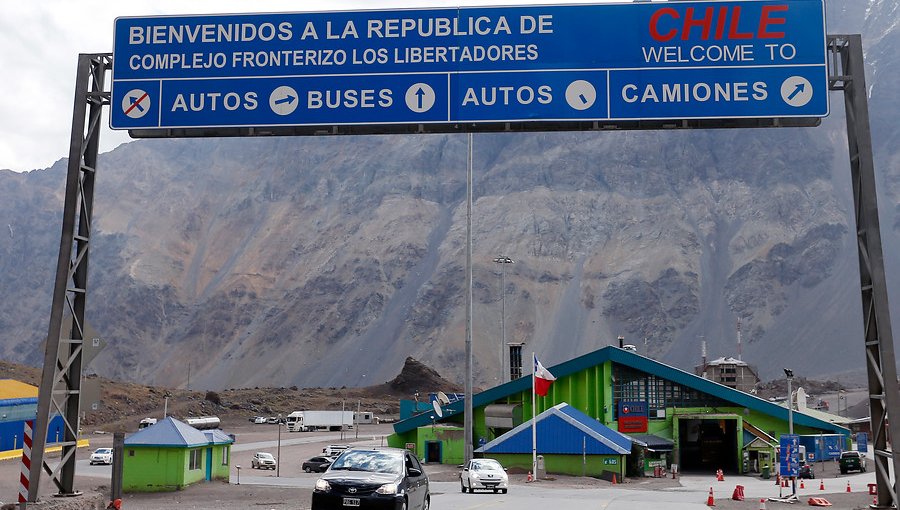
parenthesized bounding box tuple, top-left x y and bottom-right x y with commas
(388, 346, 848, 476)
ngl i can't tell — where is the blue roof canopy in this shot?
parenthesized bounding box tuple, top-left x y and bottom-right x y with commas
(477, 403, 631, 455)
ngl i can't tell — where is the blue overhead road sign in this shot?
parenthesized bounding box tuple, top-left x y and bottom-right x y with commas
(110, 0, 828, 130)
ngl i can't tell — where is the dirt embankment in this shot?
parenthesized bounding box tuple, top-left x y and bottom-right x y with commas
(0, 356, 460, 433)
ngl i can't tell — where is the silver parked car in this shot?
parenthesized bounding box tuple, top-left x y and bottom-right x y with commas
(251, 452, 277, 470)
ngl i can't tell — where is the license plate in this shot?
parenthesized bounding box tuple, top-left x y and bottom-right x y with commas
(342, 497, 360, 507)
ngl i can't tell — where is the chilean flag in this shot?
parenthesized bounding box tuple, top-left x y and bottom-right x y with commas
(533, 354, 556, 397)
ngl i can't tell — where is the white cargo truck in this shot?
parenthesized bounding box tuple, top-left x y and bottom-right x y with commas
(285, 410, 355, 432)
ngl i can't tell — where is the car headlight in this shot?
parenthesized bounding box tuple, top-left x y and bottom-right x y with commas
(375, 483, 398, 495)
(314, 479, 331, 491)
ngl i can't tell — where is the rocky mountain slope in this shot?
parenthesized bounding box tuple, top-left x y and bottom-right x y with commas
(0, 0, 896, 390)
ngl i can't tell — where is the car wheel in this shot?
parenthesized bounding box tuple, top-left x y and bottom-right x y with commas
(399, 498, 407, 510)
(460, 482, 466, 493)
(422, 496, 430, 510)
(304, 466, 311, 473)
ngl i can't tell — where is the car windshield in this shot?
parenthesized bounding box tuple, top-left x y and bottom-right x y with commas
(94, 449, 111, 454)
(258, 453, 274, 460)
(471, 460, 503, 471)
(329, 450, 403, 474)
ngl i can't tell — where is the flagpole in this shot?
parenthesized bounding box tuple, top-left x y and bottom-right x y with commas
(532, 352, 537, 479)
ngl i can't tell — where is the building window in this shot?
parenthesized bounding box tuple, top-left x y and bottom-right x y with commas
(509, 345, 523, 380)
(189, 449, 202, 470)
(128, 450, 135, 457)
(613, 364, 731, 419)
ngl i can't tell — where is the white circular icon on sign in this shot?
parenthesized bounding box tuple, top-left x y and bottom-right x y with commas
(405, 83, 435, 113)
(270, 86, 299, 116)
(565, 80, 597, 111)
(122, 89, 151, 119)
(781, 76, 813, 108)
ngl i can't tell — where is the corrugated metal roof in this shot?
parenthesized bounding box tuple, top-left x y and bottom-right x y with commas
(476, 403, 631, 455)
(392, 346, 849, 436)
(628, 434, 674, 452)
(0, 380, 38, 400)
(124, 417, 210, 447)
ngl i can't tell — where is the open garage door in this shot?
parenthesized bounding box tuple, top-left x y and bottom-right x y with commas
(676, 416, 740, 473)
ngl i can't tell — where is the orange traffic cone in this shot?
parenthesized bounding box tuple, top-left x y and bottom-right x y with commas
(846, 481, 851, 493)
(819, 479, 825, 490)
(775, 473, 781, 486)
(527, 471, 533, 482)
(801, 479, 805, 489)
(758, 498, 767, 510)
(707, 487, 715, 506)
(612, 473, 617, 485)
(716, 468, 725, 481)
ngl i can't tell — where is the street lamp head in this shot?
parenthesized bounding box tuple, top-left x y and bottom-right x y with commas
(783, 368, 793, 378)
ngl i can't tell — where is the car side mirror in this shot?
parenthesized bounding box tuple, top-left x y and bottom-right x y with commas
(408, 467, 422, 477)
(504, 468, 508, 472)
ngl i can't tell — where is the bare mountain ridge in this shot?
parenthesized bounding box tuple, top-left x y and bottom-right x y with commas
(0, 0, 896, 390)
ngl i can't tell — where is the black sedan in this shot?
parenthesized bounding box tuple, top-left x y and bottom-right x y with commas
(312, 447, 430, 510)
(303, 456, 333, 473)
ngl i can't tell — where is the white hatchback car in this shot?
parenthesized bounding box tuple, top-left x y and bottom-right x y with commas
(460, 458, 509, 493)
(89, 448, 113, 465)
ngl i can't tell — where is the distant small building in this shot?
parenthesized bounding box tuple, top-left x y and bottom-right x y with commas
(0, 379, 64, 453)
(695, 357, 760, 394)
(123, 417, 233, 492)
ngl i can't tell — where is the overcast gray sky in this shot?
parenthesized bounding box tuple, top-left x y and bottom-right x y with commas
(0, 0, 602, 173)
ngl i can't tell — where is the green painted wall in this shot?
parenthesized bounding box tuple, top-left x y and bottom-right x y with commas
(123, 445, 231, 492)
(486, 453, 625, 478)
(123, 447, 188, 492)
(416, 426, 465, 465)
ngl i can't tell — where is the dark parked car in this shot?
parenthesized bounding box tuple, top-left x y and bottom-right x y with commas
(798, 463, 814, 479)
(312, 447, 430, 510)
(303, 456, 333, 473)
(839, 451, 866, 474)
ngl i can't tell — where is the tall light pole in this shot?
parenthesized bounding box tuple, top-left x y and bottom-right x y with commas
(784, 368, 794, 435)
(493, 256, 514, 383)
(276, 413, 282, 478)
(784, 368, 795, 497)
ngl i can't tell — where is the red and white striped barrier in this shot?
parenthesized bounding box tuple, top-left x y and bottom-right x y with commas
(18, 419, 33, 504)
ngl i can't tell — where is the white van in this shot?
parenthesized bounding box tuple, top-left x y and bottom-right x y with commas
(322, 444, 350, 457)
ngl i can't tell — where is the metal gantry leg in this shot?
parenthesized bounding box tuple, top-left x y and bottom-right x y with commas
(27, 53, 111, 503)
(828, 34, 900, 509)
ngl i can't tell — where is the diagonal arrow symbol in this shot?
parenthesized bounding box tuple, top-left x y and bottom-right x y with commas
(129, 96, 145, 113)
(787, 83, 805, 101)
(124, 92, 149, 115)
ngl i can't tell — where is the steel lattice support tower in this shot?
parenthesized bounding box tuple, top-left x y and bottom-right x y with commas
(26, 53, 111, 503)
(828, 34, 900, 509)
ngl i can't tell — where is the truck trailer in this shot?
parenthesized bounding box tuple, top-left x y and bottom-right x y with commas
(285, 410, 355, 432)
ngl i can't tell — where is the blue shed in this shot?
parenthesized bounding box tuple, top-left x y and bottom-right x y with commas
(476, 403, 632, 478)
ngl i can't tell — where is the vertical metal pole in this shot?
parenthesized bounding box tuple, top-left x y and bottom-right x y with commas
(828, 34, 900, 509)
(500, 264, 506, 383)
(464, 133, 474, 463)
(29, 53, 110, 502)
(277, 415, 282, 478)
(110, 432, 124, 502)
